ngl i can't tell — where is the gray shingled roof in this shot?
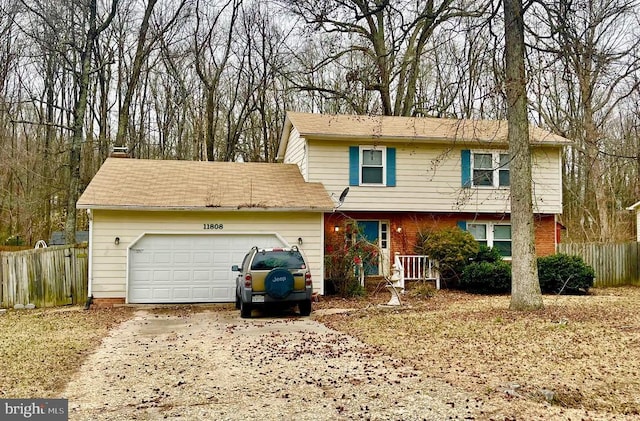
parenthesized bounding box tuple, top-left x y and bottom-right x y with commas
(77, 158, 334, 211)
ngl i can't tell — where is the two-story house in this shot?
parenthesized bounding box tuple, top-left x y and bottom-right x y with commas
(78, 111, 569, 307)
(278, 112, 570, 278)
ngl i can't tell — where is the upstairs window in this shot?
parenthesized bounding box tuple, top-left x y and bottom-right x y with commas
(472, 153, 494, 186)
(462, 150, 510, 188)
(361, 147, 384, 184)
(498, 153, 510, 187)
(349, 146, 396, 187)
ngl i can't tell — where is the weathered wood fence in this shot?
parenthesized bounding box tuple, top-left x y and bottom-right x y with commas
(0, 245, 88, 308)
(558, 242, 640, 287)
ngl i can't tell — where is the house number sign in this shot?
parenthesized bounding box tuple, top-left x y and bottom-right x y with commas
(203, 223, 224, 230)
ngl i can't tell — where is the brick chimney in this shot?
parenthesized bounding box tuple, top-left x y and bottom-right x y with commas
(110, 146, 130, 158)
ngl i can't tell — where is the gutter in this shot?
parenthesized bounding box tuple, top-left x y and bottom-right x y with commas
(76, 205, 335, 212)
(295, 132, 571, 147)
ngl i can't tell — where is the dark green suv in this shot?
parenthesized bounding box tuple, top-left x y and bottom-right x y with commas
(233, 246, 313, 318)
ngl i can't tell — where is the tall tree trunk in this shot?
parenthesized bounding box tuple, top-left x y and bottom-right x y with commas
(580, 80, 610, 241)
(43, 52, 55, 243)
(64, 0, 119, 244)
(504, 0, 543, 311)
(64, 23, 93, 244)
(115, 0, 158, 148)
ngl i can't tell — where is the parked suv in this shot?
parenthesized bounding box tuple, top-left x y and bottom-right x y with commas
(233, 246, 313, 318)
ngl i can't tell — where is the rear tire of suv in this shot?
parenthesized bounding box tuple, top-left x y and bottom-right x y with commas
(240, 300, 252, 318)
(298, 299, 312, 316)
(235, 293, 241, 309)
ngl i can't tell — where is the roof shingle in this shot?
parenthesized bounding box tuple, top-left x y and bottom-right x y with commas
(284, 112, 571, 145)
(77, 158, 334, 211)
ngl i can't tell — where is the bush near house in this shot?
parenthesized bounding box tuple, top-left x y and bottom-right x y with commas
(415, 226, 479, 288)
(458, 250, 595, 295)
(537, 253, 595, 294)
(324, 221, 374, 297)
(461, 246, 511, 293)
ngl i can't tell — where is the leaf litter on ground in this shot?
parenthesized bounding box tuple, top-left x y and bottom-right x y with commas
(2, 288, 639, 419)
(314, 286, 640, 419)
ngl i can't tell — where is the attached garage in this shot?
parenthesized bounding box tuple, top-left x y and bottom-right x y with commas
(77, 158, 333, 307)
(128, 233, 286, 303)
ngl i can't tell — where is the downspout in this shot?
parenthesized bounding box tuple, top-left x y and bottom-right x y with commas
(85, 209, 94, 309)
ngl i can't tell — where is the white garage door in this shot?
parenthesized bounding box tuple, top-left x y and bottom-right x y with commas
(128, 234, 286, 303)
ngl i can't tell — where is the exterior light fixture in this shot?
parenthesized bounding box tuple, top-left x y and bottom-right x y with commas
(334, 226, 340, 232)
(396, 227, 403, 233)
(298, 237, 303, 245)
(114, 237, 120, 245)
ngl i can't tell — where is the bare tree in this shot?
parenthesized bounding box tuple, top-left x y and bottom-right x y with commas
(529, 0, 640, 242)
(282, 0, 490, 116)
(505, 0, 543, 310)
(64, 0, 119, 243)
(0, 1, 19, 242)
(193, 0, 242, 161)
(415, 13, 505, 119)
(115, 0, 188, 152)
(240, 3, 291, 162)
(6, 1, 73, 244)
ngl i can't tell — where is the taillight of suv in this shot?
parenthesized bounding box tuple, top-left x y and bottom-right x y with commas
(305, 272, 312, 287)
(244, 273, 252, 288)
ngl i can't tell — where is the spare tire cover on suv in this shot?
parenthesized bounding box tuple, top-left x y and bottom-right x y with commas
(264, 268, 294, 299)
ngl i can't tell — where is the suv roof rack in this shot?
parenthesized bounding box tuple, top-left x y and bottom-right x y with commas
(254, 245, 299, 252)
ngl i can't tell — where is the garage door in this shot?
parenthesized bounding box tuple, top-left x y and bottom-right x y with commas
(128, 234, 286, 303)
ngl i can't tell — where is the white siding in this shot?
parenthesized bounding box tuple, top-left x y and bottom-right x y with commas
(89, 210, 324, 300)
(307, 140, 563, 214)
(282, 127, 308, 180)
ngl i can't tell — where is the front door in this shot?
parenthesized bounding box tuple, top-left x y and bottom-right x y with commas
(357, 220, 389, 276)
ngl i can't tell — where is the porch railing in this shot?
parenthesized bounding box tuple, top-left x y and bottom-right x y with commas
(392, 253, 440, 290)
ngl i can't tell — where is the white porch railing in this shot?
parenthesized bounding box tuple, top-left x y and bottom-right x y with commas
(391, 253, 440, 290)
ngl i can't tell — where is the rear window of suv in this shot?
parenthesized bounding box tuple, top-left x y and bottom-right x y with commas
(250, 251, 306, 270)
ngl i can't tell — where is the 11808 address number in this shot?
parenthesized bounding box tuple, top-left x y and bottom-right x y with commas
(203, 223, 224, 230)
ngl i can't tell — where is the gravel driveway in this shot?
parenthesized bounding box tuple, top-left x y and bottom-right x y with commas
(64, 308, 481, 420)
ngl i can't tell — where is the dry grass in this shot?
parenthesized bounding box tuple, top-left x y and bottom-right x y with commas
(2, 289, 639, 419)
(315, 286, 640, 419)
(0, 307, 132, 398)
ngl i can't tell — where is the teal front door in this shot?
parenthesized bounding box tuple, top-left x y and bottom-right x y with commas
(358, 221, 379, 275)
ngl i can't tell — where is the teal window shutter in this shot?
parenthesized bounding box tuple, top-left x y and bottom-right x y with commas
(461, 149, 471, 187)
(349, 146, 359, 186)
(386, 147, 396, 186)
(457, 221, 467, 231)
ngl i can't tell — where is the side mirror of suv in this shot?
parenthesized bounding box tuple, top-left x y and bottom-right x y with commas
(231, 265, 240, 271)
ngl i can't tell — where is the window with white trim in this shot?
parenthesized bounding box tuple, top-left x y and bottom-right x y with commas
(381, 222, 388, 249)
(360, 146, 386, 185)
(467, 222, 512, 257)
(472, 152, 510, 187)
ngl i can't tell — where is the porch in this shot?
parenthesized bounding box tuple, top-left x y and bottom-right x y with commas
(357, 253, 440, 290)
(392, 253, 440, 290)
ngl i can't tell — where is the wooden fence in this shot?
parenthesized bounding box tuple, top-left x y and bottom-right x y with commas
(0, 245, 88, 308)
(558, 242, 640, 287)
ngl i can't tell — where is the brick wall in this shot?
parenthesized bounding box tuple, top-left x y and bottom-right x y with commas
(91, 297, 126, 308)
(534, 214, 556, 256)
(325, 212, 557, 257)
